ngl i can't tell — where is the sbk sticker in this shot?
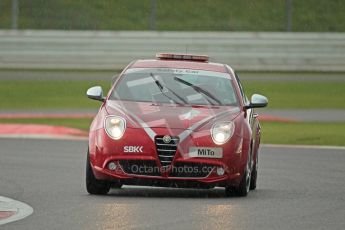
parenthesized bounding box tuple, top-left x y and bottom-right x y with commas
(189, 147, 223, 158)
(124, 146, 143, 153)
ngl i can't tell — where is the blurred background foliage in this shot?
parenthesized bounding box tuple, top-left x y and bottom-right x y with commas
(0, 0, 344, 31)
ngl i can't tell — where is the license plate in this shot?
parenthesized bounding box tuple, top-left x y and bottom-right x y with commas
(189, 147, 223, 158)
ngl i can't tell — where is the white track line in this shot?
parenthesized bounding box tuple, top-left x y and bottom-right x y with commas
(262, 144, 345, 150)
(0, 196, 33, 226)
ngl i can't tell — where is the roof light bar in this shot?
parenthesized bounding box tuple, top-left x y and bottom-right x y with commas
(156, 53, 209, 62)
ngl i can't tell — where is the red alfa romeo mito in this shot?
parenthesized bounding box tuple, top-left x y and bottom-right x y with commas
(86, 53, 268, 197)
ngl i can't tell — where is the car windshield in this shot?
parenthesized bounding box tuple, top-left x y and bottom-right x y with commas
(110, 68, 239, 106)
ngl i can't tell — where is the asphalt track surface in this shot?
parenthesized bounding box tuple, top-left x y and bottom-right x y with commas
(1, 138, 345, 230)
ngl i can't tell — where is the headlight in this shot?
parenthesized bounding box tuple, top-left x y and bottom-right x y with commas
(104, 116, 126, 140)
(211, 121, 235, 145)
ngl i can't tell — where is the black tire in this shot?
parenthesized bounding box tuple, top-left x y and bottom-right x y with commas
(112, 181, 123, 189)
(234, 169, 250, 197)
(225, 186, 235, 197)
(250, 151, 258, 190)
(86, 151, 111, 195)
(225, 166, 251, 197)
(225, 146, 252, 197)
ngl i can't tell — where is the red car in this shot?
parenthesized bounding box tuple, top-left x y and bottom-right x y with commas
(86, 53, 268, 197)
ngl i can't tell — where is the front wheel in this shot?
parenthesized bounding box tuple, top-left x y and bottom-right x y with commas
(250, 150, 259, 190)
(86, 150, 111, 195)
(234, 167, 251, 197)
(225, 163, 251, 197)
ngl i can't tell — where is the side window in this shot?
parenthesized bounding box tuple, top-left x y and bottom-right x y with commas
(235, 72, 249, 105)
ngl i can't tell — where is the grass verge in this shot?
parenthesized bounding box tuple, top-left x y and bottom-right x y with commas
(0, 118, 344, 146)
(242, 81, 345, 109)
(261, 121, 345, 146)
(0, 80, 110, 109)
(1, 79, 345, 109)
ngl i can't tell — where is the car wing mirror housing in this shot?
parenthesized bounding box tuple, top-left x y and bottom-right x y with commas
(245, 94, 268, 109)
(86, 86, 105, 102)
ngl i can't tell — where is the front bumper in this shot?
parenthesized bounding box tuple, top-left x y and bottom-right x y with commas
(92, 158, 242, 186)
(89, 127, 247, 188)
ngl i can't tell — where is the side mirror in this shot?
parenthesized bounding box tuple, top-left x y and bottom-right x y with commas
(86, 86, 105, 102)
(245, 94, 268, 109)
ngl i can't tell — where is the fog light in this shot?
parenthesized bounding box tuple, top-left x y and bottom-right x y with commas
(216, 167, 225, 176)
(108, 162, 117, 171)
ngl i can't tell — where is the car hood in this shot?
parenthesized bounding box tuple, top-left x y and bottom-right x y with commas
(106, 100, 240, 130)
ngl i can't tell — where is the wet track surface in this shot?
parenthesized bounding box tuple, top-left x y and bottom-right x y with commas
(0, 138, 345, 229)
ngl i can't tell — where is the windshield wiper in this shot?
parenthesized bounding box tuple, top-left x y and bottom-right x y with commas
(150, 73, 187, 105)
(174, 77, 222, 105)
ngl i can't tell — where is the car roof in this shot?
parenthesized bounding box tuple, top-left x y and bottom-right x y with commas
(130, 59, 229, 73)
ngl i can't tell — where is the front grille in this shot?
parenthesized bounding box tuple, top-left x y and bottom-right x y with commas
(119, 160, 161, 176)
(169, 162, 214, 178)
(155, 136, 179, 168)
